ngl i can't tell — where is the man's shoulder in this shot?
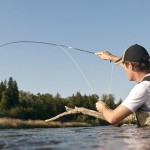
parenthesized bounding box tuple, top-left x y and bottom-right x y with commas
(131, 81, 150, 95)
(139, 79, 150, 88)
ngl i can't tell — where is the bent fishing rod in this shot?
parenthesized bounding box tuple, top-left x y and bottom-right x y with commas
(0, 40, 95, 55)
(0, 40, 113, 95)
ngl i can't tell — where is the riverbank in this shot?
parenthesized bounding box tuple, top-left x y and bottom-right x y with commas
(0, 118, 91, 129)
(0, 113, 136, 129)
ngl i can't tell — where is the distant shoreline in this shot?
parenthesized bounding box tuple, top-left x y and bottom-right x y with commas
(0, 113, 136, 129)
(0, 118, 92, 129)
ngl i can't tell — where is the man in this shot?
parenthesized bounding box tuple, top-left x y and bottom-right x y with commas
(95, 44, 150, 124)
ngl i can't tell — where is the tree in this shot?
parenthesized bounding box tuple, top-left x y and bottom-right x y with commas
(0, 81, 7, 102)
(87, 94, 99, 110)
(0, 90, 10, 116)
(116, 98, 123, 107)
(101, 94, 116, 109)
(7, 77, 19, 107)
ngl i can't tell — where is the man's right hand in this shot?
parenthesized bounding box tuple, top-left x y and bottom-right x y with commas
(95, 51, 113, 61)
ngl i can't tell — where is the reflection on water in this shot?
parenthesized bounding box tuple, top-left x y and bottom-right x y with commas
(0, 126, 150, 150)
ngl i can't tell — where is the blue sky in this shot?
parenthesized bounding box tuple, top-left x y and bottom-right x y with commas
(0, 0, 150, 101)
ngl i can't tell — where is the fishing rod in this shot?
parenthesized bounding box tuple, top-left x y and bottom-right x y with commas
(0, 40, 98, 97)
(0, 40, 114, 96)
(0, 41, 95, 55)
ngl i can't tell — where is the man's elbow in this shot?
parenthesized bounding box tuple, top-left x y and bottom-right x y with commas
(107, 117, 120, 125)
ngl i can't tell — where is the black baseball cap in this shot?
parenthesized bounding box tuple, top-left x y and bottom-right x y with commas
(115, 44, 150, 64)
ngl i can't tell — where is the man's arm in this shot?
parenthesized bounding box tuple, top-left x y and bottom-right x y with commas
(95, 51, 124, 67)
(96, 101, 133, 124)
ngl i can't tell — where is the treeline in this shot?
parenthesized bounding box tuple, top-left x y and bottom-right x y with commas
(0, 77, 122, 125)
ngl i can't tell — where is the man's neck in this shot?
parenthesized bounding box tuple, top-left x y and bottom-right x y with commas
(134, 71, 150, 83)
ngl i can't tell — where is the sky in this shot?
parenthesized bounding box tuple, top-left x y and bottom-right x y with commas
(0, 0, 150, 102)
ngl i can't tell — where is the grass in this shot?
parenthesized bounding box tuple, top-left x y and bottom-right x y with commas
(0, 113, 136, 129)
(0, 118, 91, 129)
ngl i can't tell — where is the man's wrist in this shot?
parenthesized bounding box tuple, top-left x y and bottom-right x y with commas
(103, 104, 110, 112)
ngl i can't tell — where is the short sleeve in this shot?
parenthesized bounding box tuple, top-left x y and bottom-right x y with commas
(122, 82, 149, 112)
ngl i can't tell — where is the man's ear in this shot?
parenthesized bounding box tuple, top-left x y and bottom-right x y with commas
(129, 62, 135, 71)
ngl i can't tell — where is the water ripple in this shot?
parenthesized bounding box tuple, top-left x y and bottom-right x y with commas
(0, 126, 149, 150)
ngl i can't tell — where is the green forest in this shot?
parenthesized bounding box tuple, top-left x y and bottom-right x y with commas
(0, 77, 122, 125)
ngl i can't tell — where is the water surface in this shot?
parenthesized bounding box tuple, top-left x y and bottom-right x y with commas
(0, 126, 150, 150)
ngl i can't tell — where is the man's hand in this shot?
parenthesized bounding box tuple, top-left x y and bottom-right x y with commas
(95, 51, 113, 60)
(96, 101, 107, 113)
(95, 51, 122, 66)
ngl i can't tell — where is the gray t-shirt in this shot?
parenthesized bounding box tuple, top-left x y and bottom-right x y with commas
(122, 74, 150, 112)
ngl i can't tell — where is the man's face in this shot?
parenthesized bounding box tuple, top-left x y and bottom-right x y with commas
(123, 62, 134, 81)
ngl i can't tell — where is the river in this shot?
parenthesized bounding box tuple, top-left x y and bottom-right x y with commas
(0, 126, 150, 150)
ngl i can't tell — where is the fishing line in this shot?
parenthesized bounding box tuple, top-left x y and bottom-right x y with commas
(106, 63, 114, 95)
(0, 40, 114, 99)
(59, 46, 96, 95)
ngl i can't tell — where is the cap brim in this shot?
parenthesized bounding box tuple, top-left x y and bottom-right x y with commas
(115, 57, 124, 64)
